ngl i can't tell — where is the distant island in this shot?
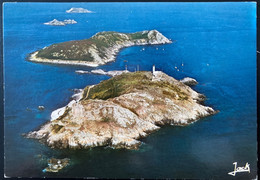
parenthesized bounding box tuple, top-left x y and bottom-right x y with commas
(26, 70, 216, 150)
(28, 30, 172, 67)
(66, 7, 93, 13)
(44, 19, 77, 26)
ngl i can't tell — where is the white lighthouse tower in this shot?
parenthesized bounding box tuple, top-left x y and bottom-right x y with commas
(152, 65, 155, 74)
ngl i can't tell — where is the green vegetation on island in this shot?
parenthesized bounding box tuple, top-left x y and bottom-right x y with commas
(82, 71, 188, 101)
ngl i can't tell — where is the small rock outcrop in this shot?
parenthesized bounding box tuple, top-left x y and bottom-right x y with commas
(26, 71, 216, 150)
(180, 77, 198, 86)
(38, 106, 45, 110)
(44, 19, 77, 26)
(42, 158, 70, 173)
(28, 30, 172, 67)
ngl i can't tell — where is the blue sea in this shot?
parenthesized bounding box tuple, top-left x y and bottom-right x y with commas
(3, 2, 257, 179)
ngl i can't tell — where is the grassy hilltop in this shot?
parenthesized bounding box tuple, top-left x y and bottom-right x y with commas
(82, 71, 188, 101)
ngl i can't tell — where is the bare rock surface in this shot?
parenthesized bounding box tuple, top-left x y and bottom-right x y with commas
(180, 77, 198, 86)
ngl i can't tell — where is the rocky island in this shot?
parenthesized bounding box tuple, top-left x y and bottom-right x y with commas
(44, 19, 77, 26)
(26, 70, 216, 150)
(28, 30, 172, 67)
(66, 7, 93, 13)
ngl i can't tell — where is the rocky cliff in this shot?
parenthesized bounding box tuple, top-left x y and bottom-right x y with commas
(26, 71, 216, 150)
(28, 30, 172, 67)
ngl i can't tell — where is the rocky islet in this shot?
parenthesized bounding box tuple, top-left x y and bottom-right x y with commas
(26, 70, 216, 150)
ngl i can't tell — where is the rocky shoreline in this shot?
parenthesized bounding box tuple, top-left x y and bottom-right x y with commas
(26, 71, 217, 150)
(28, 51, 102, 67)
(75, 69, 129, 77)
(27, 30, 172, 67)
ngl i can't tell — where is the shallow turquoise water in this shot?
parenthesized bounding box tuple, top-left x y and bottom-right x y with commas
(3, 2, 257, 179)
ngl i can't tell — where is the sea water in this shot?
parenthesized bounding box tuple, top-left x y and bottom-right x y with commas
(3, 2, 257, 179)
